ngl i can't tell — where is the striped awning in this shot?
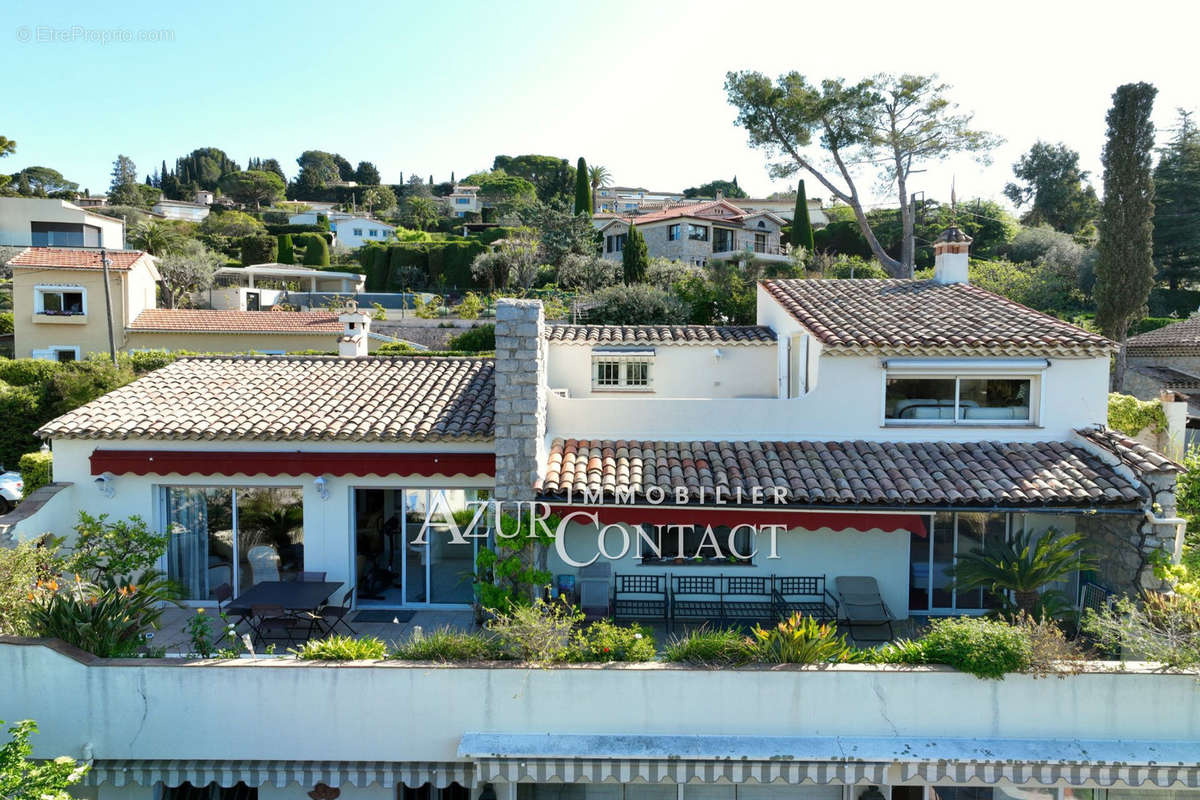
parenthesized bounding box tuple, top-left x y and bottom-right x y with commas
(475, 757, 886, 785)
(82, 760, 473, 788)
(900, 762, 1200, 788)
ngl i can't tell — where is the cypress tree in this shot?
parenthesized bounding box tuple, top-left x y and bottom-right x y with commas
(789, 179, 815, 254)
(1153, 110, 1200, 290)
(302, 234, 330, 266)
(277, 234, 294, 264)
(1095, 82, 1158, 390)
(574, 157, 592, 215)
(622, 224, 648, 284)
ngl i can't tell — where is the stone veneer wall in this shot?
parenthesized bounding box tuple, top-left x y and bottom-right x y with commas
(493, 299, 547, 505)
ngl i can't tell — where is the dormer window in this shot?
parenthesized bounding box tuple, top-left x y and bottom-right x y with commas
(591, 348, 654, 392)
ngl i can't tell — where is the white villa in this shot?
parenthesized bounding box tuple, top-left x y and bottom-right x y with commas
(202, 263, 366, 311)
(596, 199, 788, 266)
(0, 228, 1194, 798)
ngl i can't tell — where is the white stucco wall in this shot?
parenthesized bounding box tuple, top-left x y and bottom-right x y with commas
(546, 342, 778, 399)
(0, 198, 125, 248)
(3, 643, 1198, 767)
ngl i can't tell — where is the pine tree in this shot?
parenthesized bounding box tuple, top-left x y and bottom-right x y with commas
(1095, 82, 1158, 390)
(1153, 110, 1200, 290)
(277, 234, 294, 264)
(622, 224, 648, 284)
(573, 156, 592, 215)
(789, 179, 815, 254)
(109, 154, 137, 193)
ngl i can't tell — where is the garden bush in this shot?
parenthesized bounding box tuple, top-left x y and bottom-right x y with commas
(663, 627, 757, 666)
(239, 234, 278, 266)
(293, 635, 388, 661)
(302, 233, 330, 266)
(0, 384, 42, 472)
(0, 311, 12, 335)
(447, 324, 495, 352)
(1083, 593, 1200, 670)
(486, 598, 582, 662)
(17, 450, 52, 496)
(751, 613, 852, 664)
(454, 292, 485, 320)
(578, 284, 688, 325)
(392, 627, 507, 662)
(571, 619, 656, 662)
(0, 539, 61, 636)
(919, 617, 1032, 679)
(1147, 287, 1200, 317)
(863, 637, 927, 665)
(27, 571, 177, 658)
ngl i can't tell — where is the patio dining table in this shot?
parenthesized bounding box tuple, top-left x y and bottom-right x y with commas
(236, 580, 343, 615)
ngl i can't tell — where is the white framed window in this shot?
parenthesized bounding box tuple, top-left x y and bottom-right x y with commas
(32, 346, 80, 362)
(34, 285, 86, 316)
(882, 359, 1046, 426)
(353, 228, 363, 236)
(591, 349, 654, 391)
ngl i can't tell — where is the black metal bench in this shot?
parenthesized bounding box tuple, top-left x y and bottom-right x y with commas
(670, 574, 776, 626)
(772, 575, 839, 623)
(670, 574, 725, 623)
(719, 575, 776, 622)
(612, 573, 668, 621)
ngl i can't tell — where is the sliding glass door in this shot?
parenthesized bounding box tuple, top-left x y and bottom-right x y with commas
(909, 511, 1007, 614)
(354, 487, 485, 608)
(162, 486, 303, 602)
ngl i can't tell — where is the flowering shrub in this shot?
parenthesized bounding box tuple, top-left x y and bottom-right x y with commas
(487, 598, 583, 662)
(26, 571, 177, 658)
(571, 619, 656, 662)
(751, 613, 852, 664)
(919, 616, 1032, 679)
(293, 635, 387, 661)
(185, 608, 242, 658)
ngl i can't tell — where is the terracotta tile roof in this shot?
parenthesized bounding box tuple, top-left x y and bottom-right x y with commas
(762, 278, 1116, 357)
(1126, 316, 1200, 350)
(603, 201, 748, 228)
(1130, 365, 1200, 391)
(1075, 426, 1183, 474)
(538, 438, 1143, 507)
(128, 309, 342, 334)
(7, 248, 150, 271)
(545, 325, 776, 345)
(37, 356, 495, 442)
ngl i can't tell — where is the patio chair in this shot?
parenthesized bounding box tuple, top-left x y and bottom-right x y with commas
(314, 586, 356, 637)
(249, 604, 308, 647)
(247, 546, 280, 583)
(835, 576, 896, 641)
(296, 571, 327, 582)
(213, 582, 249, 626)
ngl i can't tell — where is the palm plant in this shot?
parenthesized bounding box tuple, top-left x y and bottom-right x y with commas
(588, 164, 612, 212)
(949, 527, 1095, 616)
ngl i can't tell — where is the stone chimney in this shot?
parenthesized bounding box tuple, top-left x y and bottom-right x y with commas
(933, 226, 972, 284)
(493, 299, 547, 506)
(715, 190, 724, 202)
(337, 299, 371, 357)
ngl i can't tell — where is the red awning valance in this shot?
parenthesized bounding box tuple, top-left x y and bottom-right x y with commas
(545, 504, 926, 535)
(90, 449, 495, 479)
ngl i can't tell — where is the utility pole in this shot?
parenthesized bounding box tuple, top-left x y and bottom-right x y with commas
(99, 249, 117, 365)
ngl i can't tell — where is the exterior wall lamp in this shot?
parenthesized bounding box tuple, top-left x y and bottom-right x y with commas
(313, 475, 330, 501)
(94, 472, 115, 498)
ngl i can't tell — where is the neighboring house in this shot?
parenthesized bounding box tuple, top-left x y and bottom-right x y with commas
(150, 198, 211, 222)
(194, 189, 215, 205)
(9, 247, 159, 361)
(71, 195, 108, 207)
(202, 263, 366, 310)
(2, 228, 1191, 796)
(737, 195, 829, 227)
(6, 247, 383, 358)
(595, 185, 686, 213)
(0, 197, 125, 249)
(597, 199, 787, 266)
(443, 183, 482, 217)
(331, 215, 395, 248)
(1122, 316, 1200, 448)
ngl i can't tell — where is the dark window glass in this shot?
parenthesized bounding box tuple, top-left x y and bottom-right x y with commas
(886, 378, 956, 420)
(958, 378, 1031, 421)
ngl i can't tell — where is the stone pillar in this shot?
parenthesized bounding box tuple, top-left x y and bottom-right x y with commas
(493, 298, 547, 506)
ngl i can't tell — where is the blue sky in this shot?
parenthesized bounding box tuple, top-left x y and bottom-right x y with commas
(2, 0, 1197, 206)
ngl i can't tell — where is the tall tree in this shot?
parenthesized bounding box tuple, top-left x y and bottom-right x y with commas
(588, 164, 612, 212)
(725, 71, 999, 277)
(362, 185, 397, 214)
(355, 161, 381, 185)
(683, 179, 748, 199)
(1153, 110, 1200, 290)
(294, 150, 340, 192)
(789, 179, 815, 253)
(0, 135, 13, 192)
(1003, 141, 1100, 234)
(622, 223, 649, 284)
(492, 154, 575, 203)
(573, 157, 592, 215)
(1095, 82, 1158, 390)
(218, 170, 285, 209)
(109, 154, 138, 193)
(403, 196, 439, 230)
(10, 167, 78, 196)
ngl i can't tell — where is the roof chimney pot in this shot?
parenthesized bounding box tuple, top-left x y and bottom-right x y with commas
(933, 226, 972, 284)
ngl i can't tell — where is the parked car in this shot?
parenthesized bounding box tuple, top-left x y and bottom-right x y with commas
(0, 468, 23, 514)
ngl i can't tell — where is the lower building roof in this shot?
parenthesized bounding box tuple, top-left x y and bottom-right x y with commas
(538, 438, 1143, 507)
(545, 325, 775, 345)
(127, 309, 342, 334)
(1075, 426, 1183, 474)
(36, 355, 495, 442)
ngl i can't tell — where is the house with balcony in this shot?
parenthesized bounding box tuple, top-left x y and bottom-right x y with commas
(7, 247, 387, 359)
(444, 184, 482, 217)
(0, 196, 126, 249)
(1, 229, 1193, 799)
(151, 198, 211, 222)
(597, 199, 787, 266)
(201, 263, 366, 311)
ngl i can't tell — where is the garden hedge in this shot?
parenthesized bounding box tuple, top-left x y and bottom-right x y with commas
(18, 450, 52, 496)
